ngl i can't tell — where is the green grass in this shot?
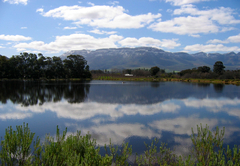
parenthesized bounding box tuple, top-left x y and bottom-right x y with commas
(93, 76, 240, 85)
(0, 123, 240, 165)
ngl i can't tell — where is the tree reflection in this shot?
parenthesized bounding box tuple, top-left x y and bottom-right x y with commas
(214, 84, 225, 93)
(150, 81, 160, 88)
(0, 81, 90, 106)
(196, 83, 210, 87)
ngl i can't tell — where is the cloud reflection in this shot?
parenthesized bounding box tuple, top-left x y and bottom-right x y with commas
(12, 100, 180, 120)
(0, 112, 32, 120)
(66, 123, 161, 146)
(183, 98, 240, 109)
(149, 117, 218, 135)
(1, 97, 240, 121)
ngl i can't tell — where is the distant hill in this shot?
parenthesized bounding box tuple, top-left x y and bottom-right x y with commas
(60, 47, 240, 71)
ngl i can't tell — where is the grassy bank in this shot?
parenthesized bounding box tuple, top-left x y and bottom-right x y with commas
(93, 76, 240, 85)
(1, 76, 240, 85)
(0, 123, 240, 165)
(0, 78, 92, 81)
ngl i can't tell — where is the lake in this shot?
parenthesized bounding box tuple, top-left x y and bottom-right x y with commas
(0, 80, 240, 157)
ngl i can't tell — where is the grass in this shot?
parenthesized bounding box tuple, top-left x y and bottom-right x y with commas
(93, 75, 240, 85)
(0, 123, 240, 165)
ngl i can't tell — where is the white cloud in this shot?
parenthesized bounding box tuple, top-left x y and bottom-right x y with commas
(165, 0, 211, 6)
(0, 46, 5, 48)
(184, 44, 240, 52)
(190, 34, 200, 37)
(207, 34, 240, 44)
(174, 5, 240, 25)
(227, 33, 240, 43)
(36, 8, 44, 13)
(118, 37, 181, 49)
(21, 27, 27, 29)
(108, 1, 119, 5)
(0, 34, 32, 41)
(14, 34, 123, 53)
(149, 15, 218, 36)
(87, 2, 95, 6)
(39, 5, 161, 29)
(88, 29, 117, 35)
(3, 0, 28, 5)
(149, 5, 240, 36)
(63, 26, 77, 30)
(207, 39, 229, 44)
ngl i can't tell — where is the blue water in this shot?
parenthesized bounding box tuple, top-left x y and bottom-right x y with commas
(0, 80, 239, 156)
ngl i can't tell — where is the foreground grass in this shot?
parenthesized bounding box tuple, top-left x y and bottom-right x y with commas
(0, 123, 240, 165)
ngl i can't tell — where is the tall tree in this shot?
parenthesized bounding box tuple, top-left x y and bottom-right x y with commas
(63, 55, 87, 78)
(0, 55, 8, 78)
(213, 61, 225, 75)
(149, 66, 160, 76)
(52, 56, 65, 78)
(198, 66, 210, 73)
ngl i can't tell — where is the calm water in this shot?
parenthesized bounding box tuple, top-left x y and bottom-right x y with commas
(0, 80, 240, 156)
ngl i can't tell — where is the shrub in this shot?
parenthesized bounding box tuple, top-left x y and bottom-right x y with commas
(1, 123, 240, 165)
(0, 122, 41, 166)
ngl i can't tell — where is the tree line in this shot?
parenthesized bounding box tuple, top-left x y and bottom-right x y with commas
(91, 67, 166, 77)
(0, 53, 91, 79)
(91, 61, 240, 80)
(178, 61, 240, 79)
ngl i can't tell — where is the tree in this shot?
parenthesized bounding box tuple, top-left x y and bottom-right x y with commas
(213, 61, 225, 75)
(63, 55, 88, 78)
(0, 55, 8, 78)
(198, 66, 210, 73)
(52, 56, 65, 78)
(84, 65, 92, 78)
(149, 66, 160, 76)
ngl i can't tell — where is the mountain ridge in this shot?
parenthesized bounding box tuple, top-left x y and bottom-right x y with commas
(60, 47, 240, 71)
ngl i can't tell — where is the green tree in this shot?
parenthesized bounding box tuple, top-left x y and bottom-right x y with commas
(0, 55, 9, 78)
(198, 66, 210, 73)
(52, 56, 65, 79)
(63, 55, 87, 78)
(45, 57, 54, 79)
(84, 65, 92, 78)
(37, 53, 46, 78)
(213, 61, 225, 74)
(149, 66, 160, 76)
(7, 56, 21, 79)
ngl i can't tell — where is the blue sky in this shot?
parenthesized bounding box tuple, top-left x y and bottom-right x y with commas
(0, 0, 240, 57)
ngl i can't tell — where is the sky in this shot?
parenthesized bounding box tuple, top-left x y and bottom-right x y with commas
(0, 0, 240, 58)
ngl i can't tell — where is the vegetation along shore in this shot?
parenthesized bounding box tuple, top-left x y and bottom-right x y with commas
(92, 61, 240, 85)
(1, 52, 240, 85)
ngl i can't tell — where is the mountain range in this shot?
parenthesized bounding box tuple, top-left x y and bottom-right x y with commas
(60, 47, 240, 71)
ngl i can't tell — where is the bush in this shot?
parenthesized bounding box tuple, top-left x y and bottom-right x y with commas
(0, 122, 41, 166)
(1, 123, 240, 165)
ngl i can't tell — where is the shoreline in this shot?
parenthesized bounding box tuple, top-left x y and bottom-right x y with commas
(92, 76, 240, 85)
(0, 77, 239, 85)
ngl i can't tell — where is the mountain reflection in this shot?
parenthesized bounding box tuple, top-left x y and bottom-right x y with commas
(0, 81, 90, 106)
(87, 81, 240, 104)
(0, 81, 239, 105)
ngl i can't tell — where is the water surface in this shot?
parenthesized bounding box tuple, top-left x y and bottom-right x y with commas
(0, 80, 240, 156)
